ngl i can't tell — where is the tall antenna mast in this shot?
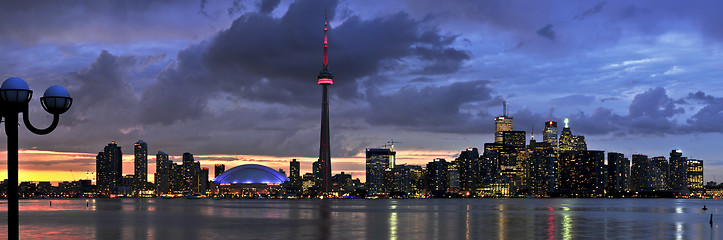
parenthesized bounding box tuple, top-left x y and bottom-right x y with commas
(502, 100, 506, 116)
(323, 10, 329, 71)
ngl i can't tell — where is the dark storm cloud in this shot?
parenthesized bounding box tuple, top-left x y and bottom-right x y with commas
(0, 0, 216, 44)
(684, 92, 723, 133)
(536, 24, 556, 41)
(364, 80, 496, 134)
(402, 0, 723, 55)
(560, 87, 723, 136)
(258, 0, 281, 14)
(139, 0, 469, 125)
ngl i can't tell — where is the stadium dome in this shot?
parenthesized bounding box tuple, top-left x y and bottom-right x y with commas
(213, 164, 289, 184)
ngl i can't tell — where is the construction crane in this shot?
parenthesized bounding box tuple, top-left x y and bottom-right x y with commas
(70, 169, 76, 181)
(382, 139, 403, 150)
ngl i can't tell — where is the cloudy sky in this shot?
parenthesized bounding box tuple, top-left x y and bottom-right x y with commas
(1, 0, 723, 183)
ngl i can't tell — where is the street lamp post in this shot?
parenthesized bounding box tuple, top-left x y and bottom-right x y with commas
(1, 77, 72, 239)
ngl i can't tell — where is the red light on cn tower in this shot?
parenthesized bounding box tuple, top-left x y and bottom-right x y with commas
(318, 78, 333, 84)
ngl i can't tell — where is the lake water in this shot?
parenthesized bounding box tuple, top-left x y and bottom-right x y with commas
(0, 198, 720, 239)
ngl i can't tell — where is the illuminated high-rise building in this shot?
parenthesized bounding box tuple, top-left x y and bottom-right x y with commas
(606, 152, 629, 194)
(559, 150, 604, 196)
(425, 158, 449, 197)
(199, 167, 209, 194)
(316, 10, 334, 192)
(630, 154, 652, 192)
(182, 152, 198, 194)
(133, 140, 148, 191)
(651, 156, 669, 190)
(289, 159, 302, 194)
(543, 121, 558, 151)
(669, 149, 688, 194)
(290, 159, 300, 178)
(494, 100, 513, 143)
(500, 131, 525, 168)
(686, 159, 703, 194)
(214, 164, 225, 178)
(457, 148, 479, 192)
(155, 151, 171, 195)
(558, 118, 586, 153)
(96, 141, 122, 194)
(526, 138, 555, 196)
(366, 148, 396, 194)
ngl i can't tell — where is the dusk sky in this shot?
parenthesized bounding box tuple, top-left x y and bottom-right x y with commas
(1, 0, 723, 183)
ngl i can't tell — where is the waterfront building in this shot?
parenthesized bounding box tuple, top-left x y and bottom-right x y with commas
(494, 100, 513, 144)
(687, 159, 704, 194)
(332, 172, 353, 193)
(366, 148, 396, 194)
(96, 141, 122, 194)
(458, 148, 480, 192)
(211, 164, 289, 197)
(199, 167, 209, 194)
(133, 140, 148, 192)
(425, 158, 448, 196)
(215, 164, 225, 178)
(155, 151, 171, 195)
(288, 159, 302, 194)
(182, 152, 199, 194)
(543, 121, 558, 152)
(652, 156, 669, 191)
(527, 138, 555, 196)
(669, 150, 688, 194)
(558, 118, 586, 153)
(559, 150, 605, 196)
(607, 152, 630, 194)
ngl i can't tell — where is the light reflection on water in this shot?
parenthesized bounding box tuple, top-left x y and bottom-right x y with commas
(0, 198, 720, 239)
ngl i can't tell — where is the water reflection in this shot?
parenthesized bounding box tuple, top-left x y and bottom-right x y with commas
(1, 198, 722, 239)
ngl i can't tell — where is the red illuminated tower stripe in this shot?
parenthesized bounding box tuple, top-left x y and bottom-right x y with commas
(317, 10, 333, 192)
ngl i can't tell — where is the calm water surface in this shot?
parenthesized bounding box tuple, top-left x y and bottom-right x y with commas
(0, 198, 720, 239)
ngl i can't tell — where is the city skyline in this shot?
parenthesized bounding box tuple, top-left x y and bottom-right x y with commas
(1, 0, 723, 183)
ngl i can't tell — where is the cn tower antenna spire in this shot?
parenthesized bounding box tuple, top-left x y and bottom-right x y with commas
(323, 9, 328, 71)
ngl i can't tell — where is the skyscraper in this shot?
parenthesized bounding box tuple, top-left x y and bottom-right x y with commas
(425, 158, 449, 197)
(96, 141, 122, 194)
(457, 148, 479, 192)
(543, 121, 558, 151)
(182, 152, 198, 194)
(669, 149, 688, 194)
(527, 138, 555, 196)
(214, 164, 225, 178)
(133, 140, 148, 192)
(155, 151, 171, 195)
(559, 150, 604, 196)
(199, 167, 209, 194)
(651, 156, 669, 191)
(607, 152, 630, 194)
(631, 154, 652, 192)
(366, 148, 396, 194)
(289, 159, 302, 194)
(494, 100, 513, 143)
(687, 159, 703, 194)
(558, 118, 586, 152)
(316, 10, 334, 193)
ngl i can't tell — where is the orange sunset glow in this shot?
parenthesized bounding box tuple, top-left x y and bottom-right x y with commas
(1, 149, 458, 184)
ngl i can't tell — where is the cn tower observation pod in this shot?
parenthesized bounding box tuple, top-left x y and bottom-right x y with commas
(212, 164, 289, 184)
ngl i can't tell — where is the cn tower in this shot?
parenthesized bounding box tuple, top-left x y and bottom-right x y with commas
(317, 10, 333, 192)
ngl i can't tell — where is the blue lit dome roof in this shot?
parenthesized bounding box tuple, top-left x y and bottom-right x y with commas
(213, 164, 289, 184)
